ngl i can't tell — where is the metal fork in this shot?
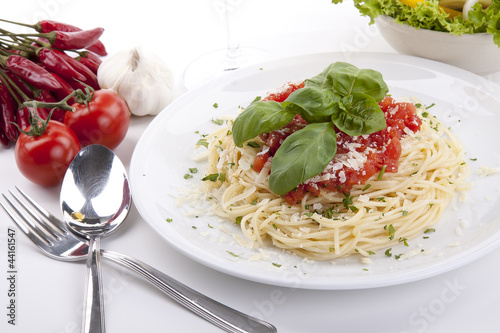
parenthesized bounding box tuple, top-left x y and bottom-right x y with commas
(1, 187, 277, 333)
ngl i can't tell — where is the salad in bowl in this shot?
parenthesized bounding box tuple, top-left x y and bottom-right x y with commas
(333, 0, 500, 74)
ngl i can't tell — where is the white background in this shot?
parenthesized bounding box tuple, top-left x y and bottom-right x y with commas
(1, 0, 499, 332)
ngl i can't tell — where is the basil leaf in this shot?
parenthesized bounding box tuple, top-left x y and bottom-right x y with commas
(331, 93, 386, 136)
(269, 122, 337, 195)
(306, 62, 388, 102)
(284, 87, 341, 123)
(332, 62, 388, 101)
(232, 100, 294, 147)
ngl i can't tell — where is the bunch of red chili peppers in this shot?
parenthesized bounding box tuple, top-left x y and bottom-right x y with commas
(0, 18, 107, 147)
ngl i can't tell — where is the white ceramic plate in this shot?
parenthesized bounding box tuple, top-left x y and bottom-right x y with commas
(130, 52, 500, 290)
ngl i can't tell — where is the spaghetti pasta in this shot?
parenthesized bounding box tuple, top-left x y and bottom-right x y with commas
(200, 101, 469, 261)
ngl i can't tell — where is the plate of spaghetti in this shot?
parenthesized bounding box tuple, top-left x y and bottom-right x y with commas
(130, 52, 500, 289)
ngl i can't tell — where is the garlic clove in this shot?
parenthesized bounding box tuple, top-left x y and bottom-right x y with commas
(97, 46, 175, 116)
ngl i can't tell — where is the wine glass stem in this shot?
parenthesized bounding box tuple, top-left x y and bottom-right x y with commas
(224, 0, 245, 70)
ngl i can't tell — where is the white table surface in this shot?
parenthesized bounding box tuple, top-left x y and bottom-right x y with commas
(1, 1, 500, 332)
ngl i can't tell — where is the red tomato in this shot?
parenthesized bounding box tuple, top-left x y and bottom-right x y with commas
(253, 151, 270, 172)
(64, 90, 130, 150)
(15, 121, 81, 186)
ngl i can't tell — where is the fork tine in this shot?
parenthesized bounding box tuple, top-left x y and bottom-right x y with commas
(0, 195, 53, 247)
(14, 186, 68, 236)
(8, 189, 63, 241)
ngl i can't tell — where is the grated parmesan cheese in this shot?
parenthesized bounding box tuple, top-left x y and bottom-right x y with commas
(475, 166, 499, 177)
(360, 257, 372, 265)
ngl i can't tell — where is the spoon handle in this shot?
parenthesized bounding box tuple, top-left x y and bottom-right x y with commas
(101, 250, 277, 333)
(83, 237, 105, 333)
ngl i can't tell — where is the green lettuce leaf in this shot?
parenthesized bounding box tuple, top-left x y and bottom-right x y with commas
(332, 0, 500, 45)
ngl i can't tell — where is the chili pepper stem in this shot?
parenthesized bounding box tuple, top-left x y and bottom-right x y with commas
(0, 68, 26, 106)
(0, 31, 55, 42)
(0, 18, 36, 30)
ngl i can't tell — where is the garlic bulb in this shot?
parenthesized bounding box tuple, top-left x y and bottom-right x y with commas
(97, 47, 174, 116)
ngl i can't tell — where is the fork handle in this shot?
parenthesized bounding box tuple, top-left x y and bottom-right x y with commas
(100, 250, 276, 333)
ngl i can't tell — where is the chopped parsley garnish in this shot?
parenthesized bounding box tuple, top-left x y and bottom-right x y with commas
(342, 193, 354, 208)
(385, 224, 396, 240)
(196, 138, 208, 148)
(385, 248, 392, 257)
(213, 103, 219, 108)
(272, 263, 282, 268)
(166, 218, 173, 223)
(211, 118, 224, 125)
(201, 173, 226, 182)
(218, 173, 226, 182)
(235, 216, 243, 224)
(226, 251, 241, 257)
(377, 165, 387, 181)
(201, 174, 219, 182)
(184, 174, 193, 179)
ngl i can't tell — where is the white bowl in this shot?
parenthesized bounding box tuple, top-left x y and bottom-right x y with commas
(375, 15, 500, 75)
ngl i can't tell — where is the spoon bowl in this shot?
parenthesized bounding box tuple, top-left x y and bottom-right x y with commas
(60, 144, 131, 333)
(61, 144, 130, 237)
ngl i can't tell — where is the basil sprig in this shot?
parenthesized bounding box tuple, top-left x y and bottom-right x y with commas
(232, 62, 389, 195)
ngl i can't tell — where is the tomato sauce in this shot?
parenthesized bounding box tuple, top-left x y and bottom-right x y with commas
(253, 82, 422, 205)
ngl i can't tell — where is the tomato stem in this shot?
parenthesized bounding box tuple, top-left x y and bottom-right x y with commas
(14, 100, 52, 137)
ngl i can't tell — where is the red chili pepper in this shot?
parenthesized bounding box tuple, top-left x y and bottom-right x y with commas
(77, 56, 99, 75)
(50, 28, 104, 51)
(35, 20, 107, 56)
(84, 43, 107, 57)
(35, 20, 79, 33)
(82, 51, 102, 65)
(15, 107, 30, 131)
(3, 55, 62, 92)
(0, 83, 19, 142)
(53, 51, 99, 90)
(0, 126, 9, 147)
(50, 73, 75, 106)
(38, 48, 86, 82)
(2, 69, 35, 100)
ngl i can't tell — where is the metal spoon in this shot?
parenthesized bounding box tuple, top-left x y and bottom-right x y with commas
(60, 144, 131, 333)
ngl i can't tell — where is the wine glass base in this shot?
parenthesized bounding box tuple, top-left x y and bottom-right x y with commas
(182, 47, 275, 91)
